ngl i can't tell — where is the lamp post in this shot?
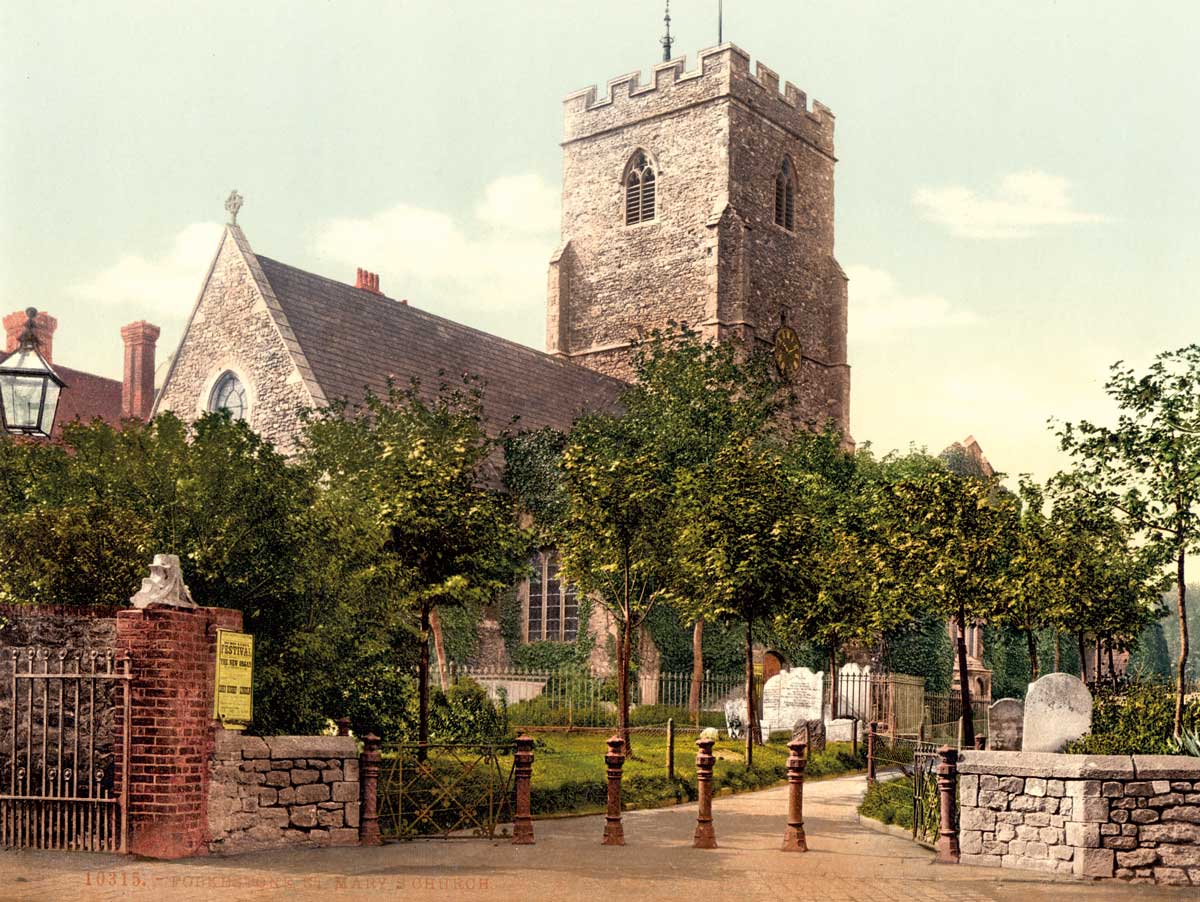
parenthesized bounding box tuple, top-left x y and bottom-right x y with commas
(0, 308, 65, 438)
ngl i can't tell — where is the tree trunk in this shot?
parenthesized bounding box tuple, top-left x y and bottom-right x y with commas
(619, 615, 633, 758)
(745, 618, 757, 768)
(828, 645, 840, 720)
(429, 606, 449, 691)
(955, 606, 975, 747)
(1095, 637, 1103, 684)
(1175, 546, 1189, 740)
(1107, 638, 1117, 684)
(1054, 633, 1061, 673)
(418, 602, 431, 761)
(688, 619, 705, 725)
(1026, 629, 1040, 683)
(1077, 631, 1087, 681)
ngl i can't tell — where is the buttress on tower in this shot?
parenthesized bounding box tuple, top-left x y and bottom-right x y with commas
(546, 44, 851, 436)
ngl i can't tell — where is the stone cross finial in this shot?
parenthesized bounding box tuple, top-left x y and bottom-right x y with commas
(130, 553, 197, 609)
(225, 190, 244, 225)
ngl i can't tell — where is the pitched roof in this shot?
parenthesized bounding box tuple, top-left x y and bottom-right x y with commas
(52, 366, 124, 437)
(254, 255, 627, 435)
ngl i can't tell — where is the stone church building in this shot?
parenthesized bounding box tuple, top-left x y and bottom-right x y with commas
(154, 43, 851, 668)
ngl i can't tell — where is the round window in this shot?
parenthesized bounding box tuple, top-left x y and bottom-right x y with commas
(209, 371, 248, 421)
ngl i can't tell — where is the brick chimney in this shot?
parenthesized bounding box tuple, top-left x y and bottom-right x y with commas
(3, 309, 57, 362)
(121, 321, 160, 420)
(355, 268, 381, 294)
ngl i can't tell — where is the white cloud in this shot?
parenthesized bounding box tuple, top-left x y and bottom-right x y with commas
(847, 264, 979, 341)
(913, 170, 1110, 239)
(312, 173, 559, 333)
(71, 222, 224, 313)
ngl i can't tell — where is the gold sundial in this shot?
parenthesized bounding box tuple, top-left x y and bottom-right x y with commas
(774, 326, 802, 379)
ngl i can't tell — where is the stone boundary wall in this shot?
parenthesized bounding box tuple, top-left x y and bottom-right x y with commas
(208, 731, 360, 854)
(958, 751, 1200, 886)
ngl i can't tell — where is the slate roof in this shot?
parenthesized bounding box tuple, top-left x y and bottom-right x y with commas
(255, 255, 627, 435)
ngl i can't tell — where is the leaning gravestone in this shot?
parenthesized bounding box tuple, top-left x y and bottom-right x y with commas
(792, 717, 826, 753)
(988, 698, 1025, 751)
(761, 667, 824, 736)
(1022, 673, 1092, 752)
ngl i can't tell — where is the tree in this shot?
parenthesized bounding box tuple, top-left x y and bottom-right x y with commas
(303, 379, 529, 753)
(672, 438, 821, 766)
(1056, 345, 1200, 736)
(880, 469, 1017, 746)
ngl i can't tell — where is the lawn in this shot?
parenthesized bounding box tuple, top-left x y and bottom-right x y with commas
(528, 732, 865, 817)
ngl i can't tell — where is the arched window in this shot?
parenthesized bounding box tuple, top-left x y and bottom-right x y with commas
(774, 158, 796, 231)
(624, 151, 656, 225)
(209, 371, 248, 421)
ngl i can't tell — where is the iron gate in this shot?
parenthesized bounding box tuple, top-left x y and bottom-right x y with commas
(378, 742, 517, 840)
(912, 742, 940, 847)
(1, 648, 131, 852)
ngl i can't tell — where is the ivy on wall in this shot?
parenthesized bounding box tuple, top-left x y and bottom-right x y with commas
(884, 613, 953, 693)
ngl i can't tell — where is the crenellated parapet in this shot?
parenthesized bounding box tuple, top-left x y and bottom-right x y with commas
(563, 44, 834, 155)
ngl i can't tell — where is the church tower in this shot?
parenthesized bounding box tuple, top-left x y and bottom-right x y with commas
(547, 45, 850, 435)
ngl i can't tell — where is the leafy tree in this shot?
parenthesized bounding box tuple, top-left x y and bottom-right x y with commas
(1056, 346, 1199, 735)
(879, 469, 1017, 745)
(302, 379, 529, 752)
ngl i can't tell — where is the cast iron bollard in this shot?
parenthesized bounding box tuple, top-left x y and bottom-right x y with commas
(603, 735, 626, 845)
(336, 717, 351, 737)
(693, 736, 717, 849)
(781, 738, 808, 852)
(359, 733, 382, 846)
(513, 734, 535, 845)
(866, 722, 877, 785)
(935, 745, 960, 864)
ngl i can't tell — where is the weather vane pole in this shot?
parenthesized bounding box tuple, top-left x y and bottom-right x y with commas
(661, 1, 673, 62)
(718, 0, 724, 43)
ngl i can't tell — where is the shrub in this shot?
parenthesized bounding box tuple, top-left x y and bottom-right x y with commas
(859, 776, 914, 830)
(424, 677, 510, 743)
(1065, 679, 1200, 755)
(628, 704, 725, 728)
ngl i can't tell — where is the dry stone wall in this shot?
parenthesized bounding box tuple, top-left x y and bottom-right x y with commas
(208, 731, 360, 854)
(958, 751, 1200, 886)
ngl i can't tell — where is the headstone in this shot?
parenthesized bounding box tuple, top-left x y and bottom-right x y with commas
(1022, 673, 1092, 752)
(792, 717, 826, 753)
(724, 698, 744, 740)
(838, 662, 871, 720)
(761, 667, 824, 736)
(988, 698, 1024, 751)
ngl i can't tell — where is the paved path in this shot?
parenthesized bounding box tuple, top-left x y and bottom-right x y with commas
(1, 773, 1192, 902)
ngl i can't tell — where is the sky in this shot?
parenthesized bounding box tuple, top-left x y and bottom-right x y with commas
(1, 1, 1197, 488)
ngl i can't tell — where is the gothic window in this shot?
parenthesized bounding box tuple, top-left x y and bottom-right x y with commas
(774, 158, 796, 231)
(624, 151, 657, 225)
(526, 550, 579, 642)
(209, 371, 247, 421)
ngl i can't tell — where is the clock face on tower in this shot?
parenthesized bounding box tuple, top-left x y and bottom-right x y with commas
(773, 326, 802, 379)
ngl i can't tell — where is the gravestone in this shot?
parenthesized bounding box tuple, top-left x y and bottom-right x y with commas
(792, 717, 826, 753)
(761, 667, 824, 736)
(988, 698, 1024, 751)
(724, 698, 744, 740)
(1022, 673, 1092, 752)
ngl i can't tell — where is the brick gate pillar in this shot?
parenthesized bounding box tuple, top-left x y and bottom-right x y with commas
(114, 604, 242, 858)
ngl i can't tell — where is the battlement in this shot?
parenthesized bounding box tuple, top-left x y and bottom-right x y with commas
(563, 44, 834, 154)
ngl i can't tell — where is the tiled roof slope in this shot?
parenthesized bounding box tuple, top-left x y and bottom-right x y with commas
(53, 366, 124, 437)
(256, 256, 627, 435)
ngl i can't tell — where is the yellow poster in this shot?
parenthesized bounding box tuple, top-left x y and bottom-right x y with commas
(214, 629, 254, 728)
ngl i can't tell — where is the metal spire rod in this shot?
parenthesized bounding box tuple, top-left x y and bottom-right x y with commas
(719, 0, 723, 43)
(661, 1, 673, 62)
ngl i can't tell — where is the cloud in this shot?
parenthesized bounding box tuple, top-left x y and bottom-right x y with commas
(312, 173, 559, 337)
(913, 170, 1110, 239)
(71, 222, 224, 313)
(847, 265, 979, 341)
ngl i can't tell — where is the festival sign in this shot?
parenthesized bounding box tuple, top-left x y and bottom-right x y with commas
(214, 629, 254, 729)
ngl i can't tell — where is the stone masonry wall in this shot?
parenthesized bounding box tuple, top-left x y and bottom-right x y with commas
(208, 732, 360, 854)
(958, 751, 1200, 886)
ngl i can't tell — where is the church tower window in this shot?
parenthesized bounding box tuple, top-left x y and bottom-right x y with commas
(624, 151, 657, 225)
(209, 371, 248, 421)
(526, 550, 579, 642)
(774, 158, 796, 231)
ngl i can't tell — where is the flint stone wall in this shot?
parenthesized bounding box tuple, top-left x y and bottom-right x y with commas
(958, 751, 1200, 886)
(208, 731, 360, 854)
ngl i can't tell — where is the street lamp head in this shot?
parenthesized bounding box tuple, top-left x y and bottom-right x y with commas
(0, 307, 66, 438)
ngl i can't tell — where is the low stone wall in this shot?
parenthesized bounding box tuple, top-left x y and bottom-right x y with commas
(958, 751, 1200, 886)
(208, 731, 360, 854)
